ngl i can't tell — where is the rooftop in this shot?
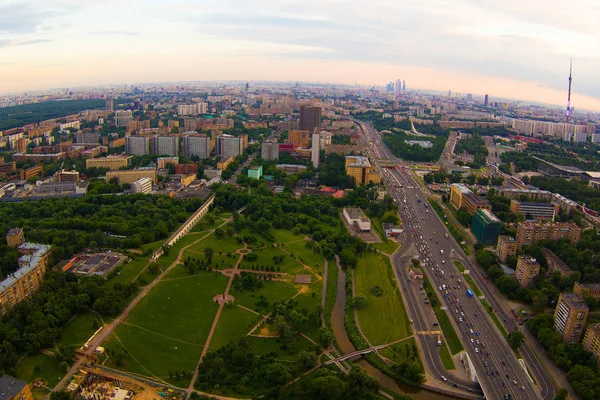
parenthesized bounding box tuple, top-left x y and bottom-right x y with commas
(561, 293, 589, 310)
(344, 207, 368, 219)
(475, 208, 500, 223)
(0, 375, 27, 399)
(345, 156, 371, 168)
(452, 183, 471, 194)
(1, 243, 51, 291)
(578, 282, 600, 291)
(6, 228, 23, 236)
(517, 201, 556, 208)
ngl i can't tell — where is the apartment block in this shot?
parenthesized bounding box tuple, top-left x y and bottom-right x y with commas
(509, 200, 557, 221)
(217, 157, 234, 170)
(57, 170, 80, 182)
(516, 221, 582, 249)
(543, 248, 573, 277)
(19, 165, 43, 180)
(183, 135, 211, 159)
(515, 255, 540, 287)
(0, 375, 33, 400)
(75, 131, 99, 144)
(554, 293, 589, 344)
(450, 184, 491, 213)
(153, 136, 179, 156)
(115, 110, 133, 127)
(217, 135, 242, 159)
(573, 282, 600, 301)
(288, 130, 311, 147)
(86, 155, 132, 170)
(106, 169, 157, 185)
(582, 324, 600, 365)
(157, 157, 179, 170)
(178, 102, 208, 116)
(496, 236, 518, 263)
(499, 188, 553, 202)
(132, 177, 153, 194)
(175, 164, 198, 175)
(299, 105, 322, 132)
(6, 228, 24, 247)
(471, 209, 501, 246)
(325, 144, 362, 156)
(345, 156, 380, 185)
(125, 135, 150, 155)
(261, 141, 280, 161)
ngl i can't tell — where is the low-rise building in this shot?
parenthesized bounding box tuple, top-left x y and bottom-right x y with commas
(515, 255, 540, 287)
(19, 165, 43, 180)
(471, 209, 501, 246)
(543, 249, 573, 277)
(573, 282, 600, 300)
(248, 165, 263, 179)
(86, 155, 132, 170)
(275, 164, 308, 174)
(132, 177, 153, 194)
(496, 236, 517, 264)
(509, 200, 558, 221)
(106, 169, 157, 185)
(343, 207, 371, 231)
(0, 375, 33, 400)
(554, 293, 589, 344)
(217, 157, 233, 170)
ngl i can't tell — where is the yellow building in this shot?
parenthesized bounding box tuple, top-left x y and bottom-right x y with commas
(0, 375, 33, 400)
(86, 155, 132, 170)
(554, 293, 589, 344)
(515, 255, 540, 287)
(582, 324, 600, 365)
(288, 130, 311, 147)
(496, 236, 517, 264)
(106, 169, 157, 184)
(450, 184, 491, 213)
(345, 156, 380, 185)
(6, 228, 24, 247)
(217, 157, 234, 170)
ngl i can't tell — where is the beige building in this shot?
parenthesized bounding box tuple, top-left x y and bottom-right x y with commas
(450, 184, 492, 213)
(217, 157, 234, 170)
(157, 157, 179, 170)
(573, 282, 600, 300)
(0, 375, 33, 400)
(543, 249, 573, 277)
(6, 228, 24, 247)
(516, 221, 581, 249)
(582, 324, 600, 365)
(106, 169, 157, 185)
(288, 130, 311, 147)
(515, 255, 540, 287)
(554, 293, 589, 344)
(345, 156, 380, 185)
(496, 236, 517, 263)
(86, 155, 132, 170)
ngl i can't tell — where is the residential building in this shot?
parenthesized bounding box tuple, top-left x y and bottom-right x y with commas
(86, 155, 132, 170)
(299, 105, 322, 132)
(75, 131, 99, 144)
(217, 135, 242, 159)
(183, 135, 211, 159)
(288, 130, 311, 147)
(115, 110, 133, 127)
(311, 133, 320, 169)
(6, 228, 24, 247)
(106, 169, 157, 184)
(125, 135, 150, 155)
(573, 282, 600, 301)
(156, 157, 179, 170)
(551, 193, 578, 215)
(345, 156, 380, 185)
(509, 199, 558, 221)
(497, 236, 517, 263)
(554, 293, 589, 344)
(516, 221, 582, 249)
(19, 165, 43, 181)
(499, 188, 553, 202)
(590, 180, 600, 190)
(582, 324, 600, 365)
(0, 161, 16, 175)
(543, 249, 573, 277)
(343, 207, 371, 231)
(175, 164, 198, 175)
(217, 157, 233, 170)
(153, 136, 179, 156)
(261, 141, 279, 161)
(178, 102, 208, 115)
(0, 375, 33, 400)
(275, 164, 308, 174)
(450, 184, 492, 213)
(132, 177, 153, 194)
(515, 255, 540, 287)
(57, 170, 80, 182)
(325, 144, 362, 155)
(248, 165, 263, 179)
(105, 98, 114, 111)
(471, 209, 501, 246)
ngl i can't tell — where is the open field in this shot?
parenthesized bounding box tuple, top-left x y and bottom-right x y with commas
(231, 280, 299, 313)
(241, 245, 304, 275)
(208, 305, 259, 350)
(59, 312, 101, 347)
(284, 240, 324, 270)
(186, 232, 242, 255)
(354, 253, 411, 345)
(16, 353, 63, 389)
(272, 229, 304, 244)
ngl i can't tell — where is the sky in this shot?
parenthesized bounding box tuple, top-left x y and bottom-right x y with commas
(1, 0, 600, 110)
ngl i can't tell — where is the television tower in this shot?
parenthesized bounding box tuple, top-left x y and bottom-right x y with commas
(566, 57, 573, 123)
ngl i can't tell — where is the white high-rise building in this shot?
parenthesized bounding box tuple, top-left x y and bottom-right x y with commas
(178, 102, 208, 116)
(311, 133, 320, 169)
(592, 134, 600, 144)
(573, 132, 588, 143)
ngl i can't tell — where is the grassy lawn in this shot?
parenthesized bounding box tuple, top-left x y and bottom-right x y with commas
(354, 253, 411, 345)
(241, 246, 304, 275)
(371, 211, 401, 255)
(208, 305, 260, 350)
(109, 257, 150, 285)
(187, 232, 243, 255)
(454, 261, 483, 297)
(124, 271, 227, 344)
(59, 312, 101, 347)
(292, 280, 323, 341)
(324, 259, 338, 325)
(439, 343, 456, 370)
(373, 240, 400, 255)
(423, 275, 464, 355)
(272, 229, 303, 244)
(379, 337, 423, 371)
(245, 335, 316, 362)
(231, 280, 299, 314)
(284, 240, 324, 270)
(16, 353, 63, 388)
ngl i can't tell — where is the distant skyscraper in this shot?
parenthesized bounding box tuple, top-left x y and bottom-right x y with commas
(125, 135, 149, 156)
(402, 80, 406, 91)
(394, 79, 401, 94)
(105, 98, 114, 111)
(448, 90, 452, 98)
(299, 106, 322, 132)
(484, 94, 489, 106)
(153, 136, 179, 156)
(311, 133, 320, 169)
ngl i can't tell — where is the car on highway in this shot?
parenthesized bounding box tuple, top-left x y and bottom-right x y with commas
(440, 376, 447, 382)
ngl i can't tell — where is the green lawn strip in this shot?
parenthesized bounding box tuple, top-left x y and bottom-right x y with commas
(231, 280, 300, 314)
(208, 305, 261, 350)
(241, 245, 304, 275)
(139, 239, 164, 253)
(481, 299, 507, 336)
(354, 253, 411, 345)
(369, 213, 401, 255)
(428, 198, 470, 255)
(187, 233, 243, 255)
(109, 257, 150, 285)
(182, 249, 238, 271)
(16, 353, 63, 389)
(378, 338, 423, 371)
(245, 335, 317, 362)
(422, 274, 464, 355)
(439, 342, 456, 370)
(125, 271, 227, 343)
(104, 326, 200, 387)
(292, 281, 323, 341)
(59, 312, 102, 347)
(453, 261, 483, 297)
(284, 240, 324, 271)
(272, 228, 303, 244)
(373, 240, 400, 255)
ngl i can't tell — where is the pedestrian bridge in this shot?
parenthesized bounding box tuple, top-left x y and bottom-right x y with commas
(323, 345, 386, 365)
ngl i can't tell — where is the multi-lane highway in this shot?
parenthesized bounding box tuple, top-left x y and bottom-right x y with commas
(355, 120, 545, 400)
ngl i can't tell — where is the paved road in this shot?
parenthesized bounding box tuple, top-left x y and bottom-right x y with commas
(355, 119, 545, 400)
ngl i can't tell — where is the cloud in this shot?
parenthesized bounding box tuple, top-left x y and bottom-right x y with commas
(86, 30, 138, 36)
(0, 38, 52, 48)
(0, 1, 77, 35)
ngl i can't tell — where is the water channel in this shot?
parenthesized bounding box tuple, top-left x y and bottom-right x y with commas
(330, 261, 456, 400)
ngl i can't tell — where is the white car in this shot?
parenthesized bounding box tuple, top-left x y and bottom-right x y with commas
(470, 338, 474, 343)
(475, 348, 479, 353)
(470, 329, 474, 334)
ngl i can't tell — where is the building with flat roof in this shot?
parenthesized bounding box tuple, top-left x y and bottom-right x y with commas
(509, 200, 558, 221)
(516, 221, 581, 249)
(153, 136, 179, 156)
(217, 135, 243, 159)
(287, 130, 311, 147)
(499, 188, 553, 202)
(125, 135, 150, 155)
(345, 156, 380, 185)
(551, 193, 578, 215)
(515, 255, 540, 287)
(0, 375, 32, 400)
(115, 110, 133, 127)
(582, 324, 600, 365)
(450, 184, 492, 213)
(20, 165, 43, 181)
(217, 157, 233, 170)
(311, 133, 320, 169)
(299, 105, 322, 132)
(343, 207, 371, 231)
(248, 165, 263, 179)
(106, 169, 156, 185)
(183, 135, 211, 159)
(275, 164, 307, 174)
(471, 209, 501, 246)
(496, 236, 517, 264)
(554, 293, 589, 344)
(132, 177, 153, 194)
(543, 249, 573, 277)
(86, 155, 132, 170)
(261, 141, 279, 161)
(75, 131, 99, 145)
(573, 282, 600, 301)
(6, 228, 24, 247)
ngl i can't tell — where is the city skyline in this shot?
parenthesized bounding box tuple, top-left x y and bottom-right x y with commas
(1, 0, 600, 110)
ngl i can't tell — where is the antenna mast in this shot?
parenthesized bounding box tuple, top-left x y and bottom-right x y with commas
(566, 57, 572, 123)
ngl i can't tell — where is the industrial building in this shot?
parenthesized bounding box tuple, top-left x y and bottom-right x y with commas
(509, 199, 558, 221)
(515, 255, 540, 287)
(342, 207, 371, 232)
(554, 293, 589, 344)
(471, 209, 501, 246)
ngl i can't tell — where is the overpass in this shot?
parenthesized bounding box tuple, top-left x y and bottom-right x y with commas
(323, 345, 386, 365)
(533, 156, 586, 178)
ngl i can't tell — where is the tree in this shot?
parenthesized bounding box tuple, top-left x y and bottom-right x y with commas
(204, 247, 214, 264)
(554, 388, 568, 400)
(50, 391, 71, 400)
(507, 330, 525, 350)
(339, 249, 358, 269)
(319, 327, 334, 348)
(351, 295, 367, 309)
(297, 351, 316, 369)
